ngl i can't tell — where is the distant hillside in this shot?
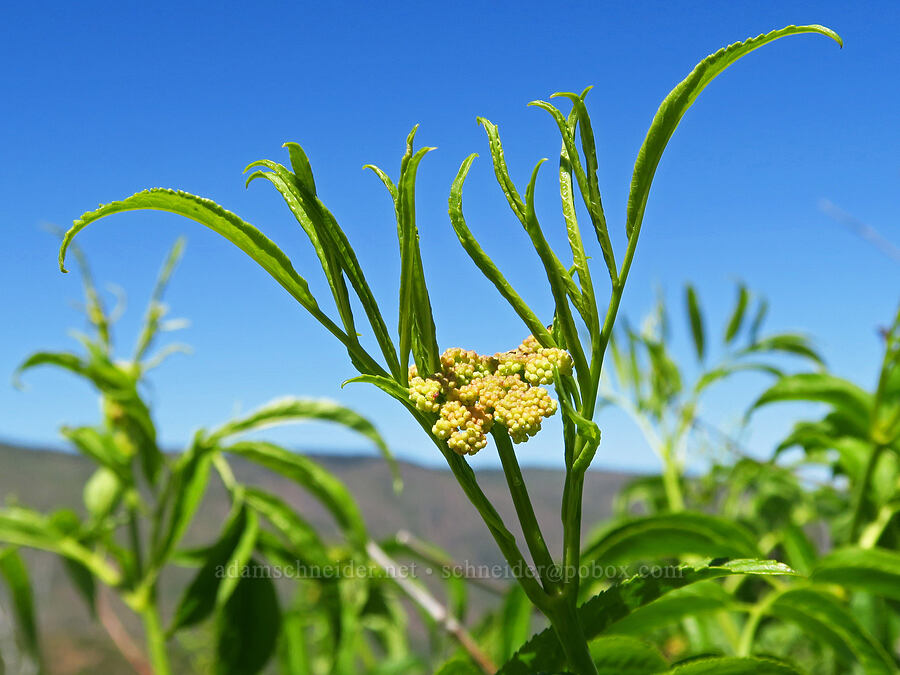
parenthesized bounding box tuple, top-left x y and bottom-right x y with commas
(0, 442, 632, 674)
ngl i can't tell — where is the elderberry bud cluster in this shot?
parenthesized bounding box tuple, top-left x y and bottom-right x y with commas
(407, 337, 572, 455)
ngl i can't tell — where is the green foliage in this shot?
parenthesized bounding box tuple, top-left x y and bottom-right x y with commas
(4, 244, 427, 675)
(48, 22, 848, 675)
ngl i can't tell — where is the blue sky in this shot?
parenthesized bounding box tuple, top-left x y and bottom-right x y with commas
(1, 1, 897, 474)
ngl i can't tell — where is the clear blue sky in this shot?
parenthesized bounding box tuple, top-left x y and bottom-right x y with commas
(1, 1, 897, 473)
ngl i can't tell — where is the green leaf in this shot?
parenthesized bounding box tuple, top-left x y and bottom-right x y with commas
(478, 118, 586, 320)
(811, 547, 900, 600)
(498, 559, 795, 674)
(583, 512, 760, 565)
(57, 188, 367, 365)
(694, 362, 782, 394)
(206, 396, 401, 491)
(396, 128, 440, 376)
(214, 558, 281, 675)
(246, 159, 357, 341)
(552, 101, 602, 332)
(249, 148, 401, 379)
(741, 333, 824, 366)
(750, 373, 873, 436)
(152, 442, 212, 567)
(169, 502, 258, 633)
(0, 547, 40, 660)
(625, 24, 841, 240)
(223, 441, 367, 549)
(779, 523, 818, 576)
(748, 299, 769, 344)
(499, 585, 533, 662)
(61, 426, 130, 479)
(604, 581, 736, 636)
(62, 557, 97, 617)
(725, 284, 750, 343)
(685, 285, 705, 360)
(243, 487, 330, 567)
(589, 635, 668, 674)
(448, 154, 555, 347)
(768, 587, 894, 673)
(663, 656, 801, 674)
(0, 507, 120, 587)
(134, 236, 186, 362)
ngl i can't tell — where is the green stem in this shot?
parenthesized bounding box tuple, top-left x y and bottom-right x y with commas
(562, 444, 585, 577)
(422, 424, 548, 611)
(547, 597, 598, 675)
(851, 444, 886, 541)
(493, 428, 559, 593)
(128, 505, 143, 579)
(661, 443, 685, 512)
(738, 591, 779, 657)
(141, 599, 170, 675)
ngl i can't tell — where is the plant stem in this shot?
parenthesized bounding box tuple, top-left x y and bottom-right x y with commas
(493, 428, 558, 593)
(128, 504, 143, 578)
(661, 443, 685, 512)
(851, 444, 886, 541)
(140, 599, 170, 675)
(548, 597, 598, 675)
(426, 429, 548, 611)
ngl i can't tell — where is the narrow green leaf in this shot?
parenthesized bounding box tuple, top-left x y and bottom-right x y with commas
(251, 148, 400, 379)
(626, 25, 841, 240)
(243, 487, 329, 567)
(61, 557, 97, 617)
(207, 396, 401, 491)
(750, 373, 873, 436)
(134, 236, 186, 362)
(523, 158, 590, 387)
(61, 426, 130, 478)
(214, 558, 281, 675)
(169, 502, 257, 633)
(725, 284, 750, 343)
(811, 547, 900, 600)
(478, 117, 585, 317)
(741, 333, 824, 366)
(448, 154, 555, 346)
(245, 160, 357, 340)
(694, 362, 782, 393)
(583, 512, 760, 565)
(531, 92, 618, 283)
(0, 548, 40, 660)
(152, 444, 212, 567)
(0, 507, 120, 587)
(283, 142, 317, 195)
(223, 441, 367, 549)
(780, 523, 818, 576)
(57, 188, 374, 369)
(556, 103, 601, 338)
(748, 298, 769, 344)
(685, 285, 705, 360)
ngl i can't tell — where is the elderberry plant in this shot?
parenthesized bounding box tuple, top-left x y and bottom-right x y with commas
(57, 25, 842, 674)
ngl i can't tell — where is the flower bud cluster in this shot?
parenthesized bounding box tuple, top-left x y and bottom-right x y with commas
(407, 337, 572, 455)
